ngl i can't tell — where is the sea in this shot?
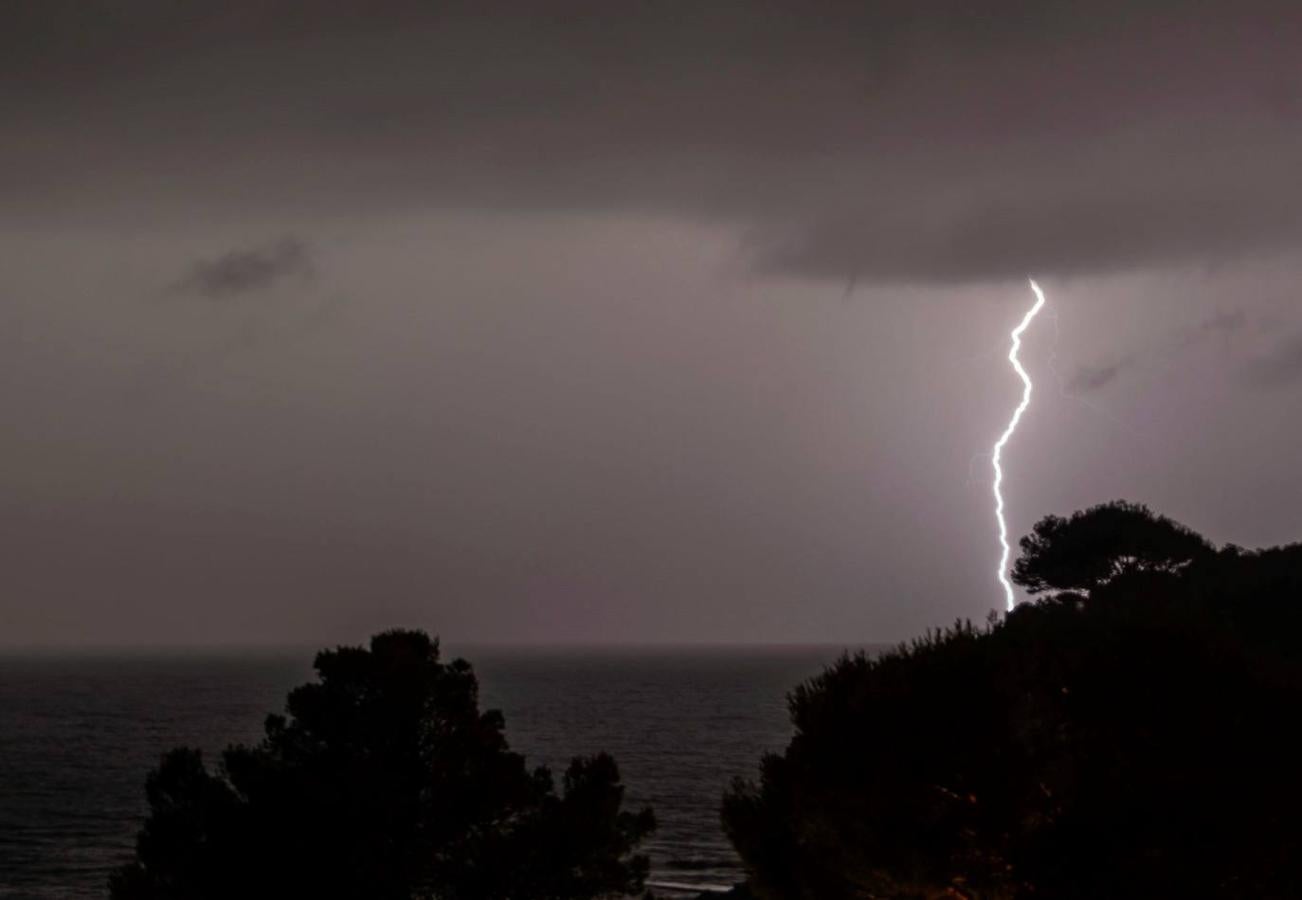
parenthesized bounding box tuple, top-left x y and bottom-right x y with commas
(0, 644, 861, 899)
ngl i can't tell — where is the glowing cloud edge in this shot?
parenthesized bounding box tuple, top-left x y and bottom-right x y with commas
(993, 278, 1046, 611)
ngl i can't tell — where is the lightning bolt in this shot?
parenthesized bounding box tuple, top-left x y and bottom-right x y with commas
(993, 278, 1046, 611)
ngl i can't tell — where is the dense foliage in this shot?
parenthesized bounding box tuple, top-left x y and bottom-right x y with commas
(1011, 500, 1214, 595)
(724, 502, 1302, 899)
(111, 630, 654, 900)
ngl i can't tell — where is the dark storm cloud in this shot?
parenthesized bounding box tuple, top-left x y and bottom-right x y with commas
(173, 239, 312, 299)
(6, 1, 1302, 283)
(1241, 332, 1302, 388)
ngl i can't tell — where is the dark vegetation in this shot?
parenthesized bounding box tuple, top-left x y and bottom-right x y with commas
(113, 500, 1302, 899)
(110, 630, 654, 900)
(723, 501, 1302, 899)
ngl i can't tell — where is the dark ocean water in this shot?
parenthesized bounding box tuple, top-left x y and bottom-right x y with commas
(0, 645, 856, 899)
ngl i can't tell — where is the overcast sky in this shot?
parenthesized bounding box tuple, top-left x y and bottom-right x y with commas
(3, 1, 1301, 648)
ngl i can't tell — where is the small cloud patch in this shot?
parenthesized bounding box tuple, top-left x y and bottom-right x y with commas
(1066, 362, 1126, 394)
(173, 238, 312, 299)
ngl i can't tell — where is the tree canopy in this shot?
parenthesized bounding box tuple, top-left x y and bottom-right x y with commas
(1011, 500, 1214, 595)
(723, 505, 1302, 899)
(110, 630, 654, 900)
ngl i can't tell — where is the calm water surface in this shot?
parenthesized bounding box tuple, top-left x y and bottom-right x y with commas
(0, 645, 858, 898)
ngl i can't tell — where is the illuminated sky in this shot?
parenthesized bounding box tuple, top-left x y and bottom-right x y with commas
(3, 2, 1301, 646)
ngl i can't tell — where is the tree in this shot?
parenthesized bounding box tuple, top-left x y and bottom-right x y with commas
(723, 506, 1302, 899)
(723, 623, 1034, 900)
(110, 630, 654, 900)
(1011, 500, 1213, 596)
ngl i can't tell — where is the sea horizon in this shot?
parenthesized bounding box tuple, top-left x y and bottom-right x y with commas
(0, 638, 887, 658)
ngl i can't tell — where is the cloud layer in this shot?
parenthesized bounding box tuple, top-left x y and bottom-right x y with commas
(6, 1, 1302, 283)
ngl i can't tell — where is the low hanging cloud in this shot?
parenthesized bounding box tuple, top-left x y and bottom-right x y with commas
(172, 238, 313, 299)
(6, 2, 1302, 284)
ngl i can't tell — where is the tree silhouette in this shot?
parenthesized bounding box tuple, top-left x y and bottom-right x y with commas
(1011, 500, 1213, 596)
(110, 630, 654, 900)
(724, 505, 1302, 899)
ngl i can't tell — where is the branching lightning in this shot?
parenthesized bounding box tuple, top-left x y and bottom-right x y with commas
(992, 279, 1046, 611)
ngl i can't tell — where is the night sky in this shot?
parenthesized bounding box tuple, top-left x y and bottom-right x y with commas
(3, 2, 1301, 647)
